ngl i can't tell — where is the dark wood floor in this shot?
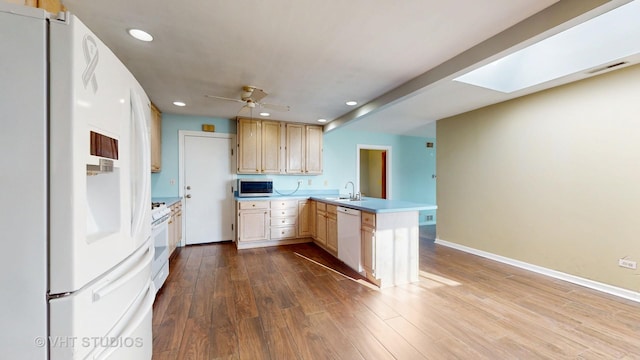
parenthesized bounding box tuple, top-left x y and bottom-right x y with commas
(152, 226, 640, 359)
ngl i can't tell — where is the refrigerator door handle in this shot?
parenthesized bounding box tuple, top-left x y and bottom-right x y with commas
(93, 244, 153, 301)
(130, 90, 151, 240)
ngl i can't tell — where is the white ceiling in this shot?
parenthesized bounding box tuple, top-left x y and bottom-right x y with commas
(61, 0, 636, 138)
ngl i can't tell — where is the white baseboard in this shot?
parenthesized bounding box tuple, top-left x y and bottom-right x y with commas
(435, 238, 640, 304)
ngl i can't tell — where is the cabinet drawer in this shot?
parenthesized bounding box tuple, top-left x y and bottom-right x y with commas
(271, 217, 296, 226)
(362, 211, 375, 228)
(270, 226, 297, 239)
(270, 200, 297, 210)
(239, 201, 269, 210)
(316, 202, 326, 212)
(271, 208, 297, 217)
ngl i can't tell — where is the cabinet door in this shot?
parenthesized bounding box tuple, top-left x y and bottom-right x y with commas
(310, 200, 317, 238)
(261, 120, 281, 173)
(237, 118, 261, 173)
(285, 123, 304, 174)
(238, 210, 269, 242)
(297, 200, 311, 237)
(361, 226, 375, 276)
(305, 125, 323, 174)
(326, 215, 337, 253)
(150, 103, 162, 173)
(168, 206, 177, 255)
(176, 203, 183, 245)
(315, 211, 327, 246)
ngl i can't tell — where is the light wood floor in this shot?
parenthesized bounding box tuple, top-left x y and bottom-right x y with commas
(152, 227, 640, 359)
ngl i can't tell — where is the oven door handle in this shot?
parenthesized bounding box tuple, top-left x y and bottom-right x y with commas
(151, 215, 171, 230)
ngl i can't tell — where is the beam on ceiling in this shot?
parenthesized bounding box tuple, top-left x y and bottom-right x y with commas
(324, 0, 628, 133)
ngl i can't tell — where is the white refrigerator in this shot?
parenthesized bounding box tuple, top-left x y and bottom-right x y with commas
(0, 3, 154, 359)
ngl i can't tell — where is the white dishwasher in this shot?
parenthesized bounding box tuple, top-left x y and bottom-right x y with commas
(337, 206, 362, 273)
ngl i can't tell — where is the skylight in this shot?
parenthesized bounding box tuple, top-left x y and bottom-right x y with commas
(454, 0, 640, 93)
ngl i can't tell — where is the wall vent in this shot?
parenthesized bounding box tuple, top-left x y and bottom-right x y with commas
(587, 61, 629, 74)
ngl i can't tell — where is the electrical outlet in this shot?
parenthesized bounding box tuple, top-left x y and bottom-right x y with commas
(308, 179, 312, 186)
(297, 179, 303, 186)
(618, 258, 637, 270)
(170, 179, 175, 185)
(426, 215, 433, 221)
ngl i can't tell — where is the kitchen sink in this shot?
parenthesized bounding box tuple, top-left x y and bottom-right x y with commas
(323, 197, 360, 202)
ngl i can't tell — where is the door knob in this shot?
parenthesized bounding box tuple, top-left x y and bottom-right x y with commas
(186, 194, 192, 199)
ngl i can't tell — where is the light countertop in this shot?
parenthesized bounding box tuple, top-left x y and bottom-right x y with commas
(310, 196, 437, 214)
(152, 197, 182, 206)
(235, 193, 436, 214)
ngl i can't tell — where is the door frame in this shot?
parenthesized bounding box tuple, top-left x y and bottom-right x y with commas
(356, 144, 392, 200)
(178, 130, 236, 246)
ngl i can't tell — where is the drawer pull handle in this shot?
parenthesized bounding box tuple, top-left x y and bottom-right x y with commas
(282, 220, 285, 223)
(252, 204, 255, 207)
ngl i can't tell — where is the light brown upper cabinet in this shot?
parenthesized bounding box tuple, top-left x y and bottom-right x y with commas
(237, 118, 322, 175)
(237, 118, 261, 173)
(237, 118, 281, 174)
(285, 123, 304, 174)
(150, 103, 162, 173)
(285, 123, 323, 174)
(305, 125, 323, 174)
(261, 120, 282, 173)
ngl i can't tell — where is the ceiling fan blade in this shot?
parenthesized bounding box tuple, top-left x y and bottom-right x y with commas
(205, 94, 246, 103)
(260, 102, 290, 112)
(236, 105, 252, 116)
(250, 88, 268, 103)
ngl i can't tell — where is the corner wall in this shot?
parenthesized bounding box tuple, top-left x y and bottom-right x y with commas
(436, 64, 640, 292)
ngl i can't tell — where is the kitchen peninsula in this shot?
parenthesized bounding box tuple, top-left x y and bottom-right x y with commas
(236, 194, 436, 288)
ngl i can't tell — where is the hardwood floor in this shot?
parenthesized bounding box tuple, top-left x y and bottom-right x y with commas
(152, 227, 640, 359)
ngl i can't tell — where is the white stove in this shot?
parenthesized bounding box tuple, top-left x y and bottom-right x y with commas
(151, 202, 171, 225)
(151, 202, 170, 295)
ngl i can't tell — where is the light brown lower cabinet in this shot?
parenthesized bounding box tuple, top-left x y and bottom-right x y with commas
(360, 210, 420, 288)
(270, 200, 297, 240)
(236, 199, 312, 249)
(168, 200, 182, 256)
(361, 211, 376, 276)
(297, 200, 312, 237)
(237, 201, 270, 243)
(326, 205, 337, 254)
(315, 202, 327, 247)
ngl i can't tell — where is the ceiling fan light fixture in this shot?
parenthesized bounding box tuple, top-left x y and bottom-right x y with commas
(127, 28, 153, 42)
(173, 101, 186, 107)
(346, 101, 358, 106)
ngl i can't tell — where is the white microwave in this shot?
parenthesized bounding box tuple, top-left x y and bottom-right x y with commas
(237, 178, 274, 197)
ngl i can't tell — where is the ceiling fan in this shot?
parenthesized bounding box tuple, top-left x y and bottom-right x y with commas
(205, 85, 290, 115)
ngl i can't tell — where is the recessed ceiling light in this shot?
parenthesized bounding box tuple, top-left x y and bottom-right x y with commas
(259, 112, 270, 117)
(128, 28, 153, 42)
(317, 118, 327, 123)
(173, 101, 186, 107)
(454, 0, 640, 93)
(346, 101, 358, 106)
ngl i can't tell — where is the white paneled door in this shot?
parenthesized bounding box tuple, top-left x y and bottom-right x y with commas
(183, 133, 235, 244)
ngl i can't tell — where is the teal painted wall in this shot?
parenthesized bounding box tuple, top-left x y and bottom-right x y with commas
(150, 114, 236, 196)
(151, 114, 437, 224)
(323, 129, 437, 224)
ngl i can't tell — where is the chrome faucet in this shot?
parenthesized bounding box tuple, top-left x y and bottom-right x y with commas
(345, 181, 357, 200)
